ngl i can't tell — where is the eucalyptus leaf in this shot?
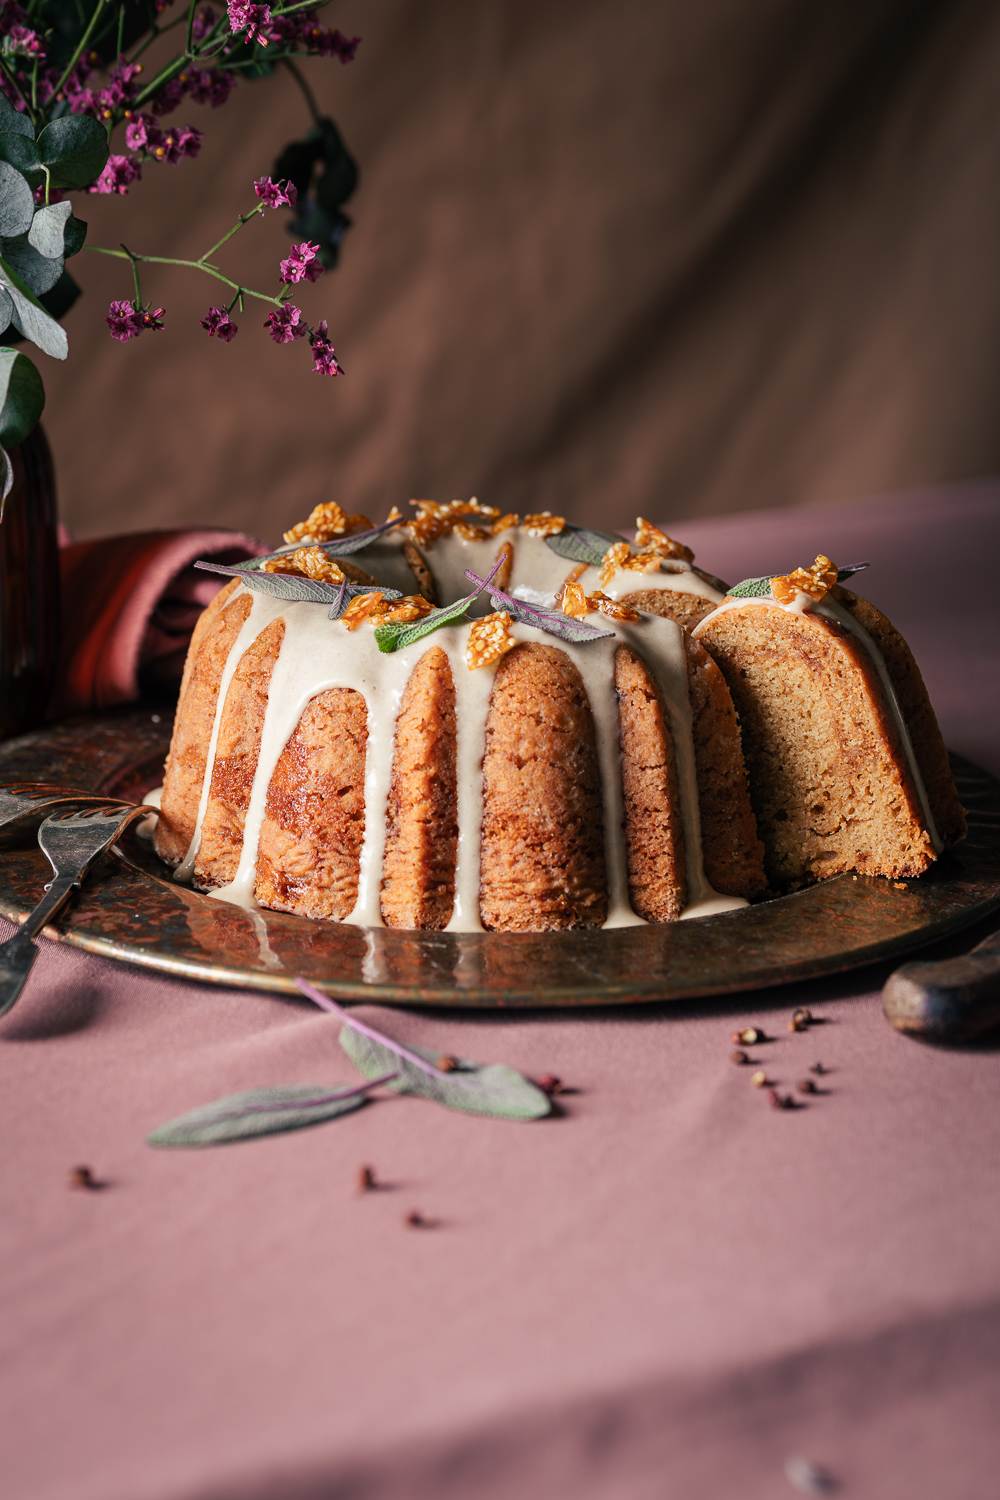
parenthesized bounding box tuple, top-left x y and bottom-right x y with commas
(465, 568, 616, 645)
(0, 255, 68, 359)
(149, 1082, 375, 1148)
(0, 443, 11, 513)
(0, 161, 34, 239)
(36, 115, 109, 190)
(63, 214, 87, 259)
(28, 201, 72, 259)
(544, 524, 621, 568)
(0, 131, 41, 177)
(0, 347, 44, 448)
(0, 287, 12, 337)
(1, 233, 64, 296)
(340, 1027, 552, 1122)
(0, 97, 34, 140)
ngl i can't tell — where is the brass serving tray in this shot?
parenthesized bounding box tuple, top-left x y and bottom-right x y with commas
(0, 708, 998, 1008)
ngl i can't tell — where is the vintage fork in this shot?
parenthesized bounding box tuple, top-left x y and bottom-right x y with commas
(0, 803, 155, 1019)
(0, 780, 120, 847)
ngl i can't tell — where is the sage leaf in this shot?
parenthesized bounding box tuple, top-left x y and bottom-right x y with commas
(0, 347, 44, 448)
(544, 524, 621, 568)
(0, 160, 34, 239)
(259, 514, 405, 568)
(340, 1028, 553, 1121)
(195, 558, 402, 610)
(464, 568, 616, 645)
(36, 115, 109, 191)
(374, 553, 504, 653)
(0, 254, 68, 359)
(727, 562, 871, 600)
(1, 232, 64, 296)
(0, 97, 34, 140)
(28, 201, 72, 259)
(149, 1081, 382, 1148)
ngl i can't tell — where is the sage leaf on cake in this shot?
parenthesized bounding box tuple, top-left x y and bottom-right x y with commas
(544, 524, 621, 568)
(375, 554, 504, 653)
(265, 514, 406, 565)
(464, 568, 616, 645)
(148, 1078, 395, 1148)
(295, 979, 552, 1122)
(728, 563, 871, 599)
(195, 559, 402, 610)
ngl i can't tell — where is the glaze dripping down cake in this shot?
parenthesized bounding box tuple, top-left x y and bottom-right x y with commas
(155, 509, 964, 932)
(154, 502, 765, 931)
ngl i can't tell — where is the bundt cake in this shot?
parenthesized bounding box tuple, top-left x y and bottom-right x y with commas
(154, 501, 765, 931)
(692, 555, 965, 885)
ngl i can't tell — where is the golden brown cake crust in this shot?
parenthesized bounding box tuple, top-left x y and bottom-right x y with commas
(683, 635, 766, 898)
(618, 588, 716, 631)
(696, 598, 952, 884)
(380, 646, 458, 929)
(194, 617, 285, 889)
(254, 686, 368, 920)
(613, 645, 685, 921)
(155, 580, 248, 867)
(479, 642, 608, 931)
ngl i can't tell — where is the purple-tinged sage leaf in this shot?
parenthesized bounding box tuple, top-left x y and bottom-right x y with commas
(295, 979, 553, 1122)
(194, 560, 402, 611)
(464, 568, 616, 645)
(148, 1074, 397, 1148)
(261, 514, 406, 567)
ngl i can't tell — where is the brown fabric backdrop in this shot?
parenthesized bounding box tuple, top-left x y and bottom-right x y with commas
(45, 0, 1000, 541)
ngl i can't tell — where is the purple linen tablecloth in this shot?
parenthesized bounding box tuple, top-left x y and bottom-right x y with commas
(2, 487, 1000, 1500)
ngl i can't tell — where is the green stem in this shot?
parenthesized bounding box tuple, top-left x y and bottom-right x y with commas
(200, 205, 264, 264)
(0, 58, 35, 126)
(122, 244, 143, 306)
(85, 245, 285, 308)
(52, 0, 105, 100)
(282, 58, 322, 124)
(185, 0, 199, 55)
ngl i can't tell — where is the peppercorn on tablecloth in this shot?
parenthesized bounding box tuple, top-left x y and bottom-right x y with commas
(3, 486, 1000, 1500)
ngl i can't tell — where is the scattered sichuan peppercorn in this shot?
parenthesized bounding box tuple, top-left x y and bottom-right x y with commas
(69, 1165, 99, 1190)
(797, 1078, 818, 1095)
(404, 1209, 429, 1229)
(811, 1062, 826, 1076)
(768, 1088, 794, 1111)
(538, 1074, 564, 1096)
(436, 1054, 459, 1072)
(357, 1164, 377, 1193)
(751, 1069, 769, 1088)
(789, 1007, 814, 1032)
(730, 1050, 749, 1066)
(732, 1026, 766, 1046)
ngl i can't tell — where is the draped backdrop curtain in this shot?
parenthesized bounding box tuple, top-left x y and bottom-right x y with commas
(47, 0, 1000, 540)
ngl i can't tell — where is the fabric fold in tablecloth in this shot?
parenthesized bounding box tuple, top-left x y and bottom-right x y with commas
(55, 529, 266, 715)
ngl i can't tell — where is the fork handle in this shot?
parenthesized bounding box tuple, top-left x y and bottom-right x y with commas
(17, 876, 79, 944)
(882, 927, 1000, 1042)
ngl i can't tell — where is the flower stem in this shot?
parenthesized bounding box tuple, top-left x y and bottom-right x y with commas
(200, 205, 264, 264)
(283, 57, 322, 125)
(52, 0, 104, 101)
(85, 245, 286, 307)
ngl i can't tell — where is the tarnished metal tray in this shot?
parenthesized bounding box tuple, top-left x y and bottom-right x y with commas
(0, 708, 998, 1008)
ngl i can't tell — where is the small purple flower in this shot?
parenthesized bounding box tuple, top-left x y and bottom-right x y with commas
(201, 306, 239, 342)
(151, 77, 187, 116)
(227, 1, 272, 44)
(310, 320, 344, 376)
(253, 175, 297, 209)
(192, 4, 217, 41)
(106, 300, 143, 342)
(124, 113, 154, 151)
(7, 25, 45, 60)
(90, 154, 142, 195)
(146, 123, 202, 164)
(279, 240, 321, 285)
(264, 303, 307, 344)
(140, 306, 166, 333)
(187, 67, 235, 108)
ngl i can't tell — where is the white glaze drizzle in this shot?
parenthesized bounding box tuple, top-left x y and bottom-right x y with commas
(693, 592, 942, 852)
(171, 526, 739, 927)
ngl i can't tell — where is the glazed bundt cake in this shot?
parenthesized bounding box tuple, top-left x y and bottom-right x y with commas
(154, 501, 765, 931)
(693, 555, 965, 885)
